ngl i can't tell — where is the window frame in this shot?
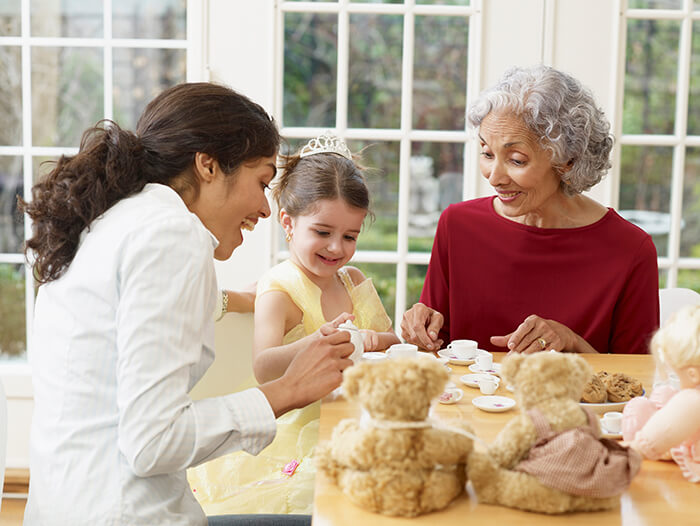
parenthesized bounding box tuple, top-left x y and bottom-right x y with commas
(272, 0, 483, 325)
(0, 0, 205, 467)
(612, 0, 700, 286)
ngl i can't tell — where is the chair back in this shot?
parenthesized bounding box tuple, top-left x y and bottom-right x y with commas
(0, 378, 7, 512)
(659, 287, 700, 327)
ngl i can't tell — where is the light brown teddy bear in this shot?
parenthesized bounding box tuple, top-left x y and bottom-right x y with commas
(316, 356, 474, 517)
(468, 352, 641, 514)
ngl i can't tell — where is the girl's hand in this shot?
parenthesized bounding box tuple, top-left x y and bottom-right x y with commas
(360, 329, 380, 351)
(317, 312, 355, 339)
(490, 314, 593, 353)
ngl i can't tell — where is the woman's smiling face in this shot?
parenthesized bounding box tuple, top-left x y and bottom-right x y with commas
(478, 112, 567, 225)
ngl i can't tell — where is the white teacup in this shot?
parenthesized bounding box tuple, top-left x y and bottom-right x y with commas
(479, 375, 499, 395)
(447, 339, 478, 360)
(387, 343, 418, 359)
(602, 411, 623, 433)
(476, 352, 494, 371)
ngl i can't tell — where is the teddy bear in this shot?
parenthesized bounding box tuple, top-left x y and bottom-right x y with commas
(467, 351, 641, 514)
(316, 356, 474, 517)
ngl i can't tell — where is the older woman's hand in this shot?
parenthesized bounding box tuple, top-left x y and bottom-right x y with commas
(490, 314, 596, 354)
(400, 303, 444, 351)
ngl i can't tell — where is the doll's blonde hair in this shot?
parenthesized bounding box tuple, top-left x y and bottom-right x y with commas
(651, 304, 700, 370)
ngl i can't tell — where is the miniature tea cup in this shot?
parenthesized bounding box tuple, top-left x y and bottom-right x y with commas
(476, 352, 494, 371)
(387, 343, 418, 359)
(602, 411, 623, 433)
(447, 339, 478, 360)
(479, 375, 499, 395)
(439, 388, 464, 405)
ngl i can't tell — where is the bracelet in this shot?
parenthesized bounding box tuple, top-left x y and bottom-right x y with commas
(216, 290, 228, 322)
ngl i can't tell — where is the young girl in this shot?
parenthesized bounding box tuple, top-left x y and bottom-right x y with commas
(188, 132, 399, 514)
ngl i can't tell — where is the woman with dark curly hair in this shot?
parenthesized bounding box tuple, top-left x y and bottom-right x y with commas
(401, 65, 659, 355)
(20, 83, 352, 526)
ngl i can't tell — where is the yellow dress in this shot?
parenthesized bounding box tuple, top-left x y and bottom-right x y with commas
(187, 260, 392, 515)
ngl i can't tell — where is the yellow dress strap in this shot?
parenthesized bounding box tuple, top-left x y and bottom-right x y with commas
(337, 267, 355, 293)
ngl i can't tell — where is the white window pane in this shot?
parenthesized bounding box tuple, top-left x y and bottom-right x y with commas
(407, 264, 428, 314)
(0, 46, 22, 146)
(113, 48, 186, 130)
(0, 156, 23, 254)
(31, 0, 103, 38)
(0, 0, 21, 36)
(416, 0, 470, 5)
(408, 141, 463, 252)
(283, 12, 337, 128)
(0, 263, 26, 362)
(681, 147, 700, 258)
(623, 19, 679, 135)
(413, 15, 468, 131)
(349, 140, 400, 253)
(113, 0, 186, 40)
(688, 21, 700, 136)
(677, 269, 700, 293)
(619, 145, 673, 257)
(628, 0, 682, 8)
(32, 46, 104, 147)
(348, 14, 402, 129)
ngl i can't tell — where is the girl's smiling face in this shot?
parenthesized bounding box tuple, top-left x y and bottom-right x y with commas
(478, 112, 569, 227)
(281, 198, 366, 282)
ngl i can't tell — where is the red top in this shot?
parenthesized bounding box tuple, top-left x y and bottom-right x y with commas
(420, 197, 659, 354)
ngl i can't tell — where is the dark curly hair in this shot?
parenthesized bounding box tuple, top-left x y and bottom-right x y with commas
(19, 82, 280, 283)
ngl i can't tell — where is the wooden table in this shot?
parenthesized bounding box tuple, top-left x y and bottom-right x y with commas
(312, 353, 696, 526)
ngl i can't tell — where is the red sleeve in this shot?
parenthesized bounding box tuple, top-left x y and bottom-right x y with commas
(420, 209, 452, 342)
(609, 236, 659, 354)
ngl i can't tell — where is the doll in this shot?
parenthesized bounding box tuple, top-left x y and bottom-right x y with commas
(628, 304, 700, 482)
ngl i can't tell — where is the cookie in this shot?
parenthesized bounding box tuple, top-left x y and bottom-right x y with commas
(581, 373, 607, 403)
(602, 372, 644, 402)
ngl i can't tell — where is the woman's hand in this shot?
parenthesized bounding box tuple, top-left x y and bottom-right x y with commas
(400, 303, 444, 351)
(490, 314, 596, 354)
(260, 326, 354, 417)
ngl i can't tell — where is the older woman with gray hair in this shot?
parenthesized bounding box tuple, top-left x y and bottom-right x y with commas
(401, 65, 659, 354)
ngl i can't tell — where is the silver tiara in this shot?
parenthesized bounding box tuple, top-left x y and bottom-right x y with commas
(299, 131, 352, 160)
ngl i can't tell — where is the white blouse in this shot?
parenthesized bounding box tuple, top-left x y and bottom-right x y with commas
(24, 184, 276, 525)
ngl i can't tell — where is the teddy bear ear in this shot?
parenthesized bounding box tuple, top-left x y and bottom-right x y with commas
(501, 352, 525, 384)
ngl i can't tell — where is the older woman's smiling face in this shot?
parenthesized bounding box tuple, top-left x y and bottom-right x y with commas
(479, 112, 568, 227)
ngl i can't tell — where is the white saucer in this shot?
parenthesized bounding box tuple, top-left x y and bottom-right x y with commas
(472, 395, 516, 413)
(460, 373, 500, 389)
(361, 352, 388, 362)
(599, 420, 623, 439)
(437, 348, 489, 365)
(468, 363, 502, 376)
(437, 349, 474, 365)
(438, 388, 464, 405)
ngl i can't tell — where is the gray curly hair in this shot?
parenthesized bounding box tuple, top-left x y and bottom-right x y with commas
(467, 65, 613, 195)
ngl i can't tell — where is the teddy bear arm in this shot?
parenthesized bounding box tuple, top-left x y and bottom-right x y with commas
(489, 416, 537, 468)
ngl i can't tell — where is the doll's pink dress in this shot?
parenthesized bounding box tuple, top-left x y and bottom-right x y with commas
(627, 386, 700, 482)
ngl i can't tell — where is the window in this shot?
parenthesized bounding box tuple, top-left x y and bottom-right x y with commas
(0, 0, 200, 365)
(275, 0, 480, 325)
(616, 0, 700, 291)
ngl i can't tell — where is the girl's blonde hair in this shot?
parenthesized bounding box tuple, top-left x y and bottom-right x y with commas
(651, 304, 700, 371)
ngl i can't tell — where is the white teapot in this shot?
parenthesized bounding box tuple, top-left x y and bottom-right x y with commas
(337, 320, 364, 363)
